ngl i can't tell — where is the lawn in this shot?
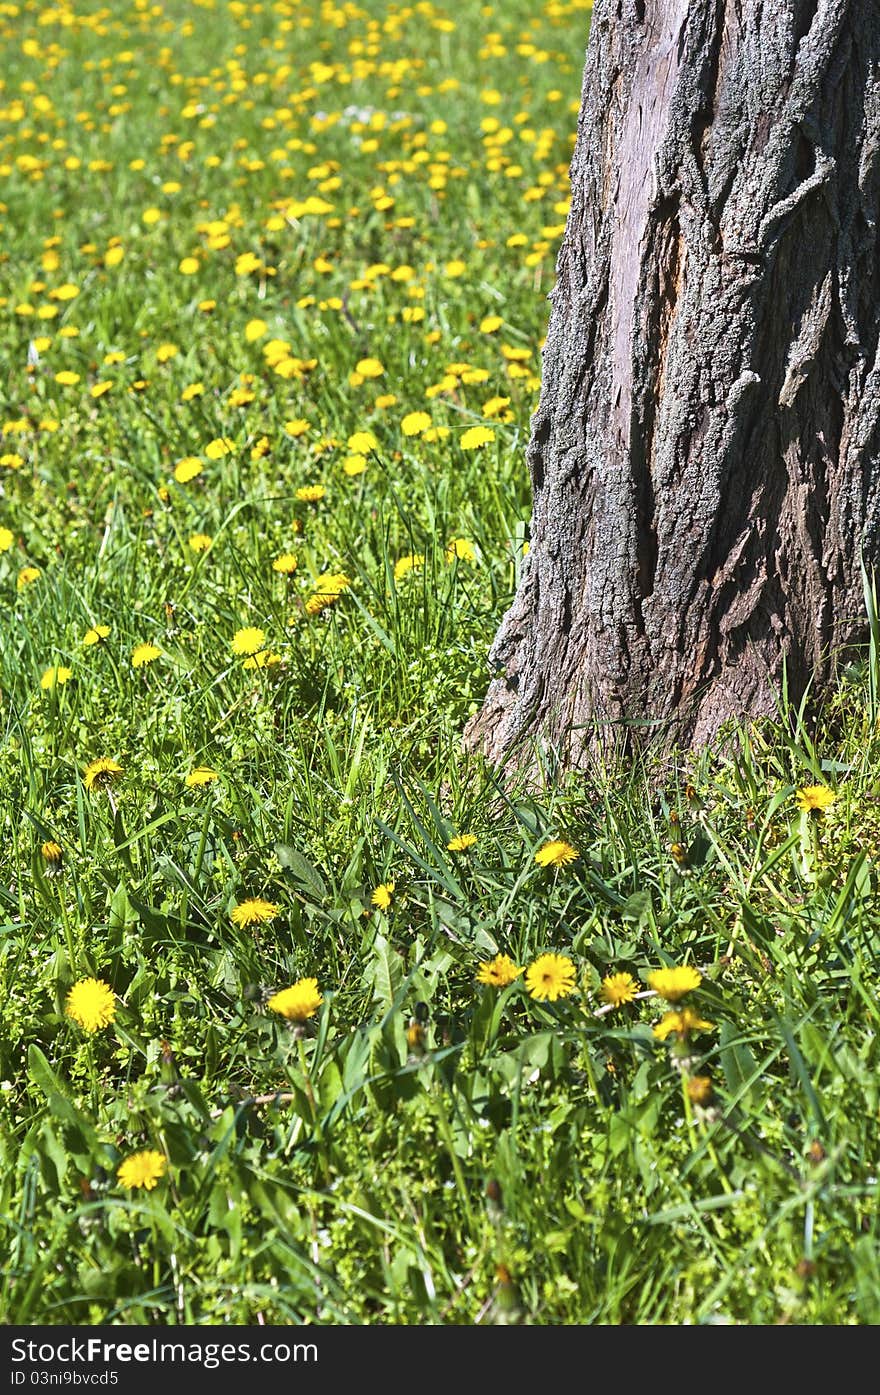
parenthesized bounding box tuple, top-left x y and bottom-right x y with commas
(1, 0, 879, 1326)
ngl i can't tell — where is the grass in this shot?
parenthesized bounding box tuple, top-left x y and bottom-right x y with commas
(1, 0, 879, 1327)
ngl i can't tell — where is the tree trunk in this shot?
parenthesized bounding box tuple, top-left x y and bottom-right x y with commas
(464, 0, 880, 771)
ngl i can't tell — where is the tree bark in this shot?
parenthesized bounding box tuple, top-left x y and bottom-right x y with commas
(465, 0, 880, 771)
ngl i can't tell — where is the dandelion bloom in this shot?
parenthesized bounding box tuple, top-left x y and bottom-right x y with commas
(797, 785, 836, 813)
(231, 627, 266, 656)
(173, 457, 203, 484)
(272, 553, 298, 574)
(204, 437, 235, 459)
(188, 533, 213, 553)
(479, 314, 503, 333)
(444, 538, 476, 564)
(394, 554, 424, 582)
(476, 954, 523, 987)
(40, 665, 72, 691)
(117, 1150, 167, 1191)
(41, 840, 63, 866)
(401, 411, 432, 437)
(267, 977, 323, 1022)
(17, 566, 41, 590)
(525, 952, 577, 1003)
(132, 643, 162, 668)
(460, 425, 495, 450)
(83, 757, 123, 791)
(687, 1076, 714, 1104)
(230, 897, 278, 927)
(66, 978, 116, 1033)
(295, 484, 325, 502)
(0, 526, 14, 552)
(647, 965, 702, 1002)
(601, 972, 638, 1007)
(185, 767, 218, 788)
(371, 881, 394, 910)
(534, 839, 578, 868)
(447, 832, 477, 852)
(347, 430, 377, 453)
(243, 651, 281, 670)
(355, 357, 384, 378)
(653, 1007, 714, 1041)
(82, 625, 110, 645)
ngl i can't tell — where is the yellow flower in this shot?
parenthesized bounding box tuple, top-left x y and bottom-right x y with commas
(231, 626, 266, 656)
(371, 881, 394, 910)
(40, 665, 72, 690)
(347, 430, 377, 453)
(479, 314, 503, 333)
(394, 553, 424, 582)
(173, 457, 203, 484)
(460, 425, 495, 450)
(476, 954, 523, 987)
(401, 411, 432, 437)
(686, 1075, 714, 1104)
(243, 650, 281, 670)
(155, 342, 178, 363)
(267, 977, 323, 1022)
(83, 757, 123, 791)
(181, 382, 204, 401)
(600, 972, 638, 1007)
(83, 625, 110, 645)
(117, 1150, 167, 1191)
(796, 785, 836, 813)
(204, 437, 235, 459)
(653, 1007, 714, 1041)
(447, 832, 477, 852)
(178, 257, 200, 275)
(185, 767, 218, 787)
(55, 370, 80, 386)
(647, 965, 702, 1002)
(188, 533, 212, 553)
(284, 418, 311, 437)
(65, 978, 116, 1033)
(41, 840, 63, 867)
(295, 484, 325, 502)
(534, 839, 578, 868)
(17, 566, 40, 591)
(444, 538, 476, 564)
(132, 643, 162, 668)
(525, 952, 577, 1003)
(230, 897, 278, 927)
(245, 318, 268, 342)
(355, 357, 384, 378)
(272, 553, 298, 574)
(0, 526, 14, 552)
(342, 453, 367, 476)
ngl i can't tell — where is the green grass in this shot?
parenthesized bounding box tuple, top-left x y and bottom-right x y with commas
(1, 0, 879, 1327)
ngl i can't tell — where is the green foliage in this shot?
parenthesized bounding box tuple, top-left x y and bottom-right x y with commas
(0, 0, 878, 1328)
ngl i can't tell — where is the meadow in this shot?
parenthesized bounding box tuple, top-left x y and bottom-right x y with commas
(1, 0, 879, 1326)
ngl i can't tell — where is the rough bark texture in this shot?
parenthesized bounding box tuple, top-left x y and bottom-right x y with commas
(465, 0, 880, 770)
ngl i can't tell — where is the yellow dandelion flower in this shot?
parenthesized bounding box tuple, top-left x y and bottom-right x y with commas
(686, 1075, 714, 1104)
(284, 418, 311, 437)
(653, 1007, 714, 1041)
(444, 538, 476, 564)
(117, 1150, 167, 1191)
(479, 314, 503, 333)
(82, 625, 110, 645)
(647, 965, 702, 1002)
(155, 342, 178, 363)
(534, 839, 578, 868)
(178, 257, 200, 275)
(355, 357, 384, 378)
(185, 767, 218, 787)
(342, 453, 367, 476)
(401, 411, 432, 437)
(83, 757, 123, 791)
(40, 665, 72, 690)
(447, 832, 478, 852)
(132, 643, 162, 668)
(55, 370, 80, 386)
(371, 881, 394, 910)
(600, 972, 639, 1007)
(231, 626, 266, 656)
(796, 785, 836, 813)
(476, 953, 522, 987)
(272, 553, 298, 575)
(460, 425, 496, 450)
(173, 457, 203, 484)
(295, 484, 325, 502)
(188, 533, 212, 552)
(243, 650, 281, 670)
(394, 553, 424, 582)
(41, 840, 63, 867)
(267, 977, 323, 1022)
(230, 897, 278, 927)
(347, 430, 377, 453)
(65, 978, 116, 1033)
(0, 526, 14, 552)
(245, 318, 268, 342)
(17, 566, 41, 590)
(181, 382, 204, 402)
(525, 952, 577, 1003)
(204, 437, 234, 459)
